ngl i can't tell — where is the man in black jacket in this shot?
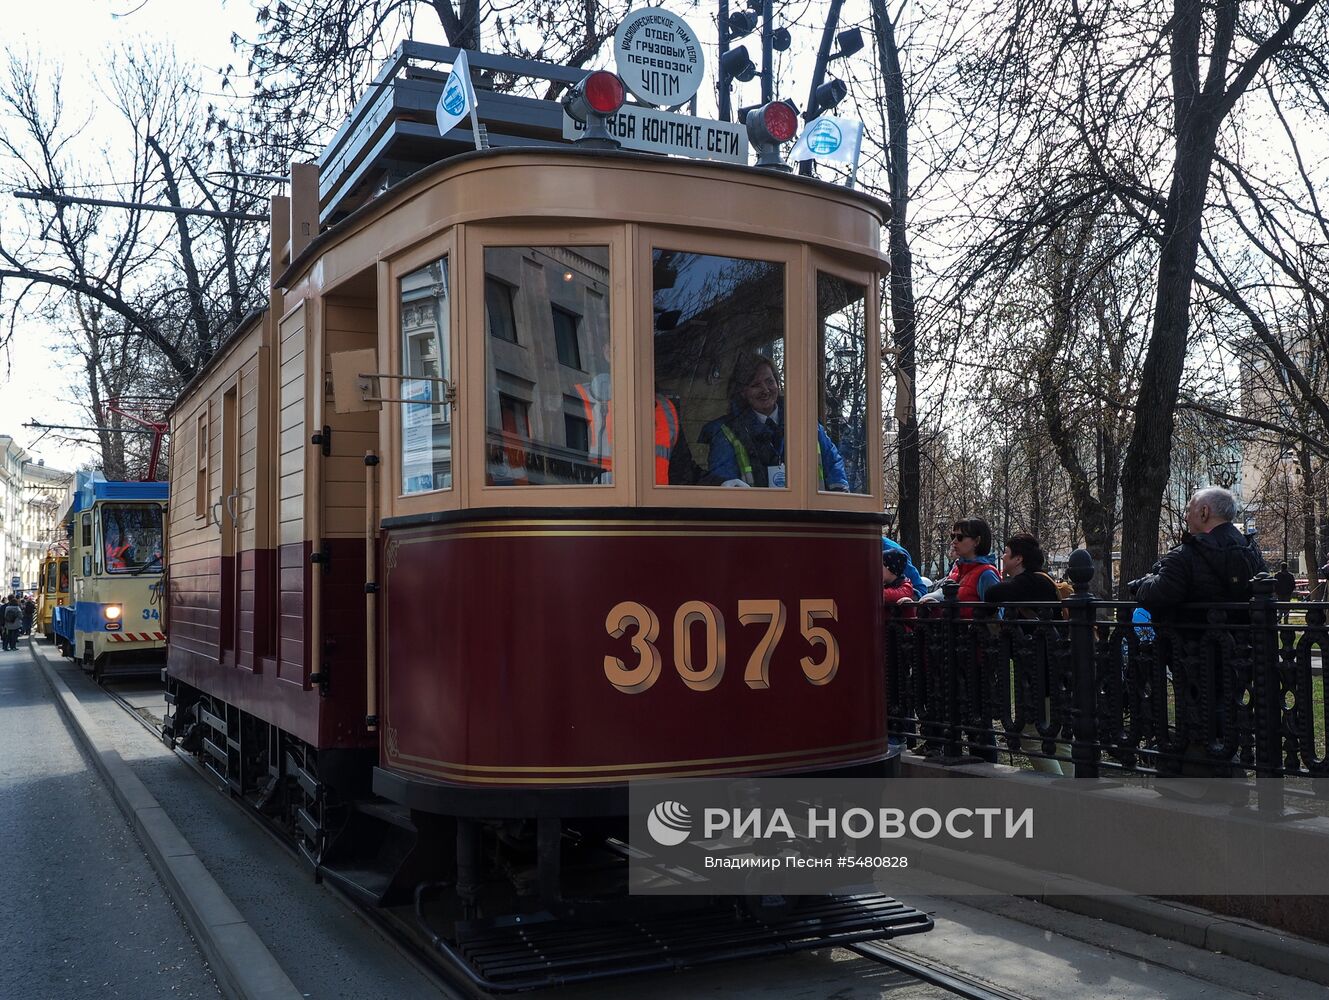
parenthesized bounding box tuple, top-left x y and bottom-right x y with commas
(1133, 487, 1266, 787)
(1134, 486, 1267, 618)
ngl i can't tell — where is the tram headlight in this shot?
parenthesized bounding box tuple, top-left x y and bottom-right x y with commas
(563, 70, 625, 149)
(103, 604, 122, 621)
(743, 101, 798, 170)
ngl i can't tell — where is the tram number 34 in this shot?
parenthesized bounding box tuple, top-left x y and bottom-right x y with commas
(604, 599, 838, 695)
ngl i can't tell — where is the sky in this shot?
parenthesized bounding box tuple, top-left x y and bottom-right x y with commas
(0, 0, 258, 473)
(0, 0, 851, 474)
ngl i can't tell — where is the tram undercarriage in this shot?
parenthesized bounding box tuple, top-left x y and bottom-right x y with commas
(163, 678, 932, 991)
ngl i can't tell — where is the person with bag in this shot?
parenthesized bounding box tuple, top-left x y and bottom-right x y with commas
(1132, 486, 1266, 787)
(2, 596, 23, 651)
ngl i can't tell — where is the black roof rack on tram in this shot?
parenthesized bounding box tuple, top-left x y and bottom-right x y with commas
(318, 43, 595, 225)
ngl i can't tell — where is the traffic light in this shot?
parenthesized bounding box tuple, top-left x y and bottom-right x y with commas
(744, 101, 799, 170)
(719, 46, 757, 84)
(562, 70, 626, 148)
(812, 78, 848, 114)
(727, 10, 759, 38)
(829, 28, 864, 61)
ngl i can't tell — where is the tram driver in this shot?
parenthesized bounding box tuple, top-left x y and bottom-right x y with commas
(703, 353, 849, 490)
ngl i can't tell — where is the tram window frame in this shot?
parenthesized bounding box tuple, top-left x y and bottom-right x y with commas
(464, 223, 633, 508)
(805, 253, 882, 511)
(637, 230, 807, 510)
(814, 267, 874, 499)
(384, 232, 463, 521)
(398, 253, 455, 498)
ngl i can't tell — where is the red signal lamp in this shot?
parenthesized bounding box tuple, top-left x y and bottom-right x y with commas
(564, 71, 626, 148)
(744, 101, 799, 170)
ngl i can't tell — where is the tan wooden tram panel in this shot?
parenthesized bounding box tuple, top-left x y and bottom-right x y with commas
(168, 148, 889, 750)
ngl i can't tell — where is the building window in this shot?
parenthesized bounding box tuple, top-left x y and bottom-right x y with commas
(564, 413, 589, 453)
(485, 276, 518, 344)
(551, 306, 582, 369)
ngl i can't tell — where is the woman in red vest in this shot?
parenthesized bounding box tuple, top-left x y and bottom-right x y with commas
(918, 517, 1001, 617)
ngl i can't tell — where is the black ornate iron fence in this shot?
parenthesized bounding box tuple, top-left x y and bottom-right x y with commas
(885, 550, 1329, 805)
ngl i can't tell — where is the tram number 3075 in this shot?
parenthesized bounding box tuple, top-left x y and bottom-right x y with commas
(604, 599, 839, 695)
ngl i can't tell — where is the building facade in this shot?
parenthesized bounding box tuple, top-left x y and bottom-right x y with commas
(0, 434, 73, 593)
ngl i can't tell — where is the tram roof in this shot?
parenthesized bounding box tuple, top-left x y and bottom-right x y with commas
(69, 471, 169, 514)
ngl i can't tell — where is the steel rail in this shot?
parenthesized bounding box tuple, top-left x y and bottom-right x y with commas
(852, 939, 1036, 1000)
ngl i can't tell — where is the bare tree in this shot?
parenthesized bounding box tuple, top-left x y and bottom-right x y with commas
(0, 47, 270, 474)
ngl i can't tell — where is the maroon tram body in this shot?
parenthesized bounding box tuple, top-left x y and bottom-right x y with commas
(380, 516, 885, 787)
(161, 45, 929, 989)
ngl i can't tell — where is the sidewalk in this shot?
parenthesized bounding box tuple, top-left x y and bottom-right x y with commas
(29, 639, 303, 1000)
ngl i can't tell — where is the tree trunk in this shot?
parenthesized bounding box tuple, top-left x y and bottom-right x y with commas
(870, 0, 920, 557)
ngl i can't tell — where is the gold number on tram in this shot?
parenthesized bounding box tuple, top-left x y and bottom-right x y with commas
(604, 600, 663, 694)
(673, 600, 725, 691)
(799, 598, 840, 685)
(606, 598, 840, 692)
(737, 599, 787, 690)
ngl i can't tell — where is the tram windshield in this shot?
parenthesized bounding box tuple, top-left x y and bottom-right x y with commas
(101, 503, 164, 575)
(59, 559, 69, 592)
(45, 560, 57, 594)
(652, 249, 788, 488)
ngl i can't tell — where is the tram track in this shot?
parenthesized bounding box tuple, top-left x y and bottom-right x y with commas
(98, 673, 1032, 1000)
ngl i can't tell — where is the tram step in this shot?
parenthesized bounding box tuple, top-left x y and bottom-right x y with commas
(447, 893, 934, 992)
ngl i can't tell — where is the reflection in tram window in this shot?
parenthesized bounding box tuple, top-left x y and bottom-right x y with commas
(400, 257, 453, 495)
(101, 504, 164, 574)
(652, 250, 791, 488)
(817, 274, 869, 494)
(485, 246, 611, 486)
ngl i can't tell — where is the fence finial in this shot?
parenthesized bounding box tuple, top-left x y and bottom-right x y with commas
(1068, 548, 1094, 596)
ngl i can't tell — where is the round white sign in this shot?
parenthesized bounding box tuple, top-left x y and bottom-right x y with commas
(614, 8, 705, 107)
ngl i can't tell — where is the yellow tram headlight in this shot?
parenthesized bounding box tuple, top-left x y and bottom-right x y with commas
(103, 604, 122, 621)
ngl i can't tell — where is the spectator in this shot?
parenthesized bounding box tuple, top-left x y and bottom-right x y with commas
(1274, 562, 1296, 624)
(1134, 486, 1267, 618)
(2, 596, 22, 651)
(1132, 486, 1266, 784)
(919, 517, 1001, 617)
(986, 532, 1060, 610)
(882, 549, 916, 605)
(882, 537, 926, 598)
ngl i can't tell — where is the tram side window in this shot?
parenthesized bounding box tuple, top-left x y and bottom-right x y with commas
(400, 256, 453, 495)
(484, 246, 611, 486)
(651, 249, 787, 488)
(817, 273, 868, 495)
(101, 504, 164, 574)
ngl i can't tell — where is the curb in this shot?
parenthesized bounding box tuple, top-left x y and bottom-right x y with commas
(29, 640, 304, 1000)
(905, 826, 1329, 987)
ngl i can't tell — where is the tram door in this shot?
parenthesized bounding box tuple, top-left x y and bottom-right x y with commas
(219, 382, 241, 657)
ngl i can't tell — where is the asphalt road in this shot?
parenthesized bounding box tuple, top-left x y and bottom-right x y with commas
(0, 642, 220, 1000)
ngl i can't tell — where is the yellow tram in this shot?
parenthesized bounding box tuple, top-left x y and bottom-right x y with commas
(36, 546, 69, 641)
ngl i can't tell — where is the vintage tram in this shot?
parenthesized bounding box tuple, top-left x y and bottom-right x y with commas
(52, 471, 168, 679)
(36, 545, 70, 641)
(162, 43, 928, 989)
